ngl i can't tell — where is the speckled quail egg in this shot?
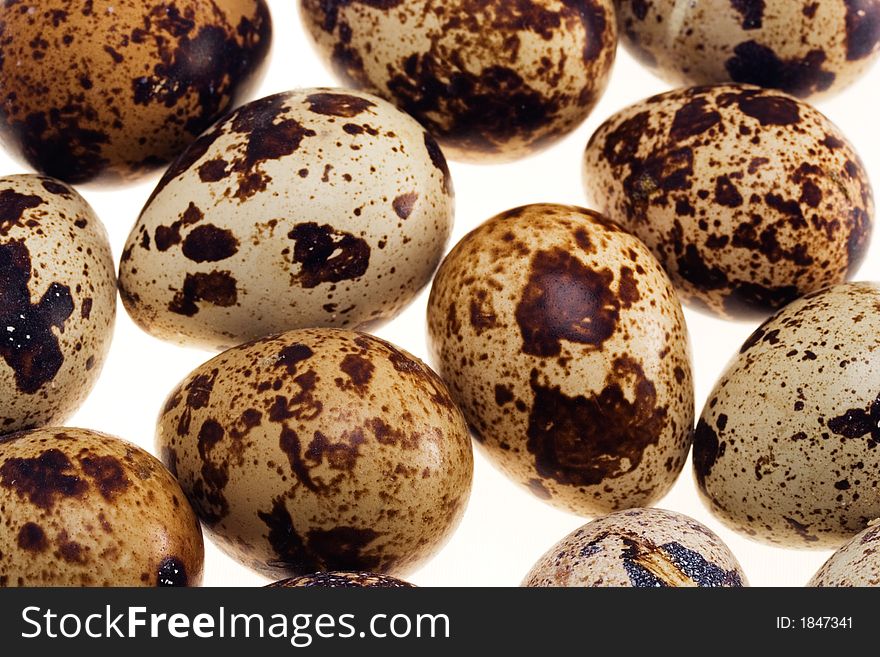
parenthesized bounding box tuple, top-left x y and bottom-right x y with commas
(616, 0, 880, 99)
(0, 427, 204, 587)
(0, 1, 271, 185)
(694, 283, 880, 549)
(522, 508, 747, 587)
(426, 204, 693, 516)
(0, 174, 115, 435)
(119, 88, 454, 351)
(268, 572, 415, 588)
(298, 0, 617, 163)
(156, 329, 473, 579)
(809, 522, 880, 586)
(583, 84, 874, 320)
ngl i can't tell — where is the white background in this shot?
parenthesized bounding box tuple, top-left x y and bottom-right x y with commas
(2, 1, 878, 587)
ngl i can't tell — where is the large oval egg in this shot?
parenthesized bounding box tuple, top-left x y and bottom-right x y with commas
(0, 428, 204, 587)
(0, 0, 272, 185)
(298, 0, 617, 162)
(616, 0, 880, 99)
(426, 204, 694, 516)
(156, 329, 473, 579)
(0, 175, 115, 435)
(583, 84, 874, 319)
(694, 283, 880, 548)
(522, 508, 747, 587)
(119, 89, 454, 351)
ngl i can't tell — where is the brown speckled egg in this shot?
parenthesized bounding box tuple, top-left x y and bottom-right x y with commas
(119, 88, 454, 351)
(0, 427, 204, 587)
(298, 0, 617, 163)
(0, 174, 115, 435)
(583, 84, 874, 320)
(426, 204, 693, 516)
(616, 0, 880, 99)
(0, 0, 271, 185)
(809, 522, 880, 586)
(267, 572, 415, 587)
(156, 329, 473, 579)
(694, 283, 880, 549)
(522, 508, 747, 587)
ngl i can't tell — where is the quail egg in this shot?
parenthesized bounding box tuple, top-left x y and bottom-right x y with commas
(0, 0, 272, 185)
(584, 84, 874, 319)
(616, 0, 880, 99)
(694, 283, 880, 548)
(0, 174, 115, 435)
(523, 508, 747, 587)
(268, 572, 414, 588)
(426, 204, 693, 516)
(0, 427, 204, 587)
(120, 88, 454, 350)
(156, 329, 473, 579)
(809, 522, 880, 586)
(298, 0, 618, 162)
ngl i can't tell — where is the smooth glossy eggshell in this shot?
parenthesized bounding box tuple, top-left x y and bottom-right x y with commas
(584, 84, 874, 319)
(523, 508, 747, 587)
(299, 0, 617, 162)
(119, 89, 454, 351)
(0, 427, 204, 587)
(156, 329, 473, 579)
(694, 283, 880, 548)
(0, 174, 115, 434)
(427, 204, 694, 516)
(616, 0, 880, 99)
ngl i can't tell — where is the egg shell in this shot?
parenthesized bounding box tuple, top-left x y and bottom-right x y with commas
(0, 0, 272, 185)
(156, 329, 473, 579)
(522, 508, 747, 587)
(0, 427, 204, 587)
(583, 84, 874, 319)
(298, 0, 617, 163)
(809, 522, 880, 586)
(616, 0, 880, 99)
(426, 204, 694, 516)
(694, 283, 880, 549)
(119, 88, 454, 351)
(0, 174, 115, 434)
(267, 572, 415, 587)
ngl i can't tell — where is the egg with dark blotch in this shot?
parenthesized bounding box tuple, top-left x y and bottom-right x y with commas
(616, 0, 880, 99)
(0, 0, 272, 185)
(156, 329, 473, 579)
(426, 204, 694, 516)
(0, 174, 115, 435)
(267, 572, 415, 588)
(119, 88, 454, 351)
(809, 523, 880, 586)
(0, 428, 204, 587)
(522, 508, 747, 587)
(694, 283, 880, 549)
(583, 84, 874, 320)
(298, 0, 617, 163)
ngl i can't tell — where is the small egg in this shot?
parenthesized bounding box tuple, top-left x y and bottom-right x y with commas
(426, 204, 694, 516)
(119, 88, 454, 351)
(268, 572, 415, 588)
(156, 329, 473, 579)
(809, 523, 880, 587)
(298, 0, 617, 162)
(522, 508, 747, 587)
(583, 84, 874, 319)
(694, 283, 880, 548)
(616, 0, 880, 99)
(0, 427, 204, 587)
(0, 174, 115, 435)
(0, 0, 272, 185)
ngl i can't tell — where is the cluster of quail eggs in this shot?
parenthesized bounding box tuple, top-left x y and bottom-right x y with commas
(0, 0, 878, 588)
